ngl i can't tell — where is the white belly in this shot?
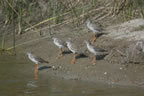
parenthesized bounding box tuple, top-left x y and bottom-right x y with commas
(88, 24, 98, 33)
(87, 45, 96, 55)
(67, 43, 75, 53)
(29, 55, 39, 64)
(54, 41, 64, 48)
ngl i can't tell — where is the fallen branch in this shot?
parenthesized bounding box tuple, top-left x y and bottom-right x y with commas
(114, 48, 126, 56)
(6, 36, 51, 50)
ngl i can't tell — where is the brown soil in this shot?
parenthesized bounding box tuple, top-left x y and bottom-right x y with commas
(5, 18, 144, 87)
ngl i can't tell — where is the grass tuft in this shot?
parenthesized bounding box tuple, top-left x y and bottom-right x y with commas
(112, 0, 144, 20)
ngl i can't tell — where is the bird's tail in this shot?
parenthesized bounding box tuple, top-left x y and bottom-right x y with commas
(44, 61, 49, 63)
(96, 32, 108, 38)
(98, 52, 109, 56)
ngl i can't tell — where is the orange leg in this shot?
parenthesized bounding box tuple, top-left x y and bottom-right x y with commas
(91, 35, 96, 44)
(91, 56, 96, 65)
(71, 54, 76, 64)
(34, 64, 38, 80)
(56, 48, 63, 59)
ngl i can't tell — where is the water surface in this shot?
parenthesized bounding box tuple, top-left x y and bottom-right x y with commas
(0, 53, 144, 96)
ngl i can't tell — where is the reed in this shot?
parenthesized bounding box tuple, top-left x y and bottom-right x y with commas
(1, 0, 144, 33)
(0, 0, 34, 34)
(3, 0, 144, 51)
(112, 0, 144, 20)
(0, 0, 101, 51)
(0, 0, 100, 32)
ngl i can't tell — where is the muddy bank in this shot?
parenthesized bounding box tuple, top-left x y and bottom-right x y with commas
(7, 18, 144, 87)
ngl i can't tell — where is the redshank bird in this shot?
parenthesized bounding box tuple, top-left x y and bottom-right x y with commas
(136, 40, 144, 52)
(87, 20, 102, 44)
(66, 39, 81, 64)
(84, 40, 107, 64)
(52, 37, 66, 59)
(27, 52, 49, 79)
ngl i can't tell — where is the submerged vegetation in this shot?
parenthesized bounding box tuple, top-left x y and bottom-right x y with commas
(0, 0, 144, 52)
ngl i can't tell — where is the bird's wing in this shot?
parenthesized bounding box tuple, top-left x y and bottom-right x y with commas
(34, 55, 49, 63)
(69, 43, 79, 53)
(94, 24, 103, 32)
(94, 47, 106, 52)
(73, 43, 84, 54)
(94, 47, 108, 55)
(57, 39, 67, 47)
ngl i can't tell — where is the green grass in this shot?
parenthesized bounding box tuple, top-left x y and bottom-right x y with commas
(0, 0, 100, 33)
(1, 0, 143, 32)
(1, 0, 144, 51)
(112, 0, 144, 20)
(0, 0, 101, 51)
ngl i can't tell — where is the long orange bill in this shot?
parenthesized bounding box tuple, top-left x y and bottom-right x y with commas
(91, 56, 96, 65)
(34, 64, 38, 80)
(71, 54, 76, 64)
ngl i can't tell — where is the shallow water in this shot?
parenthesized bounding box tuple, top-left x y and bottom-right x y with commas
(0, 53, 144, 96)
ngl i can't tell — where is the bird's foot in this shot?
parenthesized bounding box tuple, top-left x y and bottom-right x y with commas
(71, 59, 75, 64)
(56, 54, 63, 60)
(91, 62, 96, 65)
(91, 57, 96, 65)
(91, 38, 96, 44)
(56, 56, 60, 60)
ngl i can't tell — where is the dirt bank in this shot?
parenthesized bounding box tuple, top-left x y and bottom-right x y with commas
(8, 18, 144, 87)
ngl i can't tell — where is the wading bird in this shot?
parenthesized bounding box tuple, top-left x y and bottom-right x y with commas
(85, 40, 107, 64)
(52, 37, 66, 59)
(27, 52, 49, 79)
(66, 39, 81, 64)
(87, 20, 103, 44)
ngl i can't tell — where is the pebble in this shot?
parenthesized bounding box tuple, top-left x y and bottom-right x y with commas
(104, 72, 107, 75)
(120, 67, 123, 70)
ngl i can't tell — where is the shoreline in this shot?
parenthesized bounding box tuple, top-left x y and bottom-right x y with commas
(5, 18, 144, 87)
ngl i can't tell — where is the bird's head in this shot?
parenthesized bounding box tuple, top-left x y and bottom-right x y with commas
(136, 41, 144, 52)
(52, 37, 57, 41)
(86, 19, 91, 25)
(26, 52, 32, 56)
(84, 40, 90, 45)
(66, 38, 72, 44)
(66, 40, 70, 44)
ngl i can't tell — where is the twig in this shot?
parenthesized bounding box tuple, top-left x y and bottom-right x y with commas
(6, 36, 51, 50)
(96, 12, 111, 21)
(24, 11, 71, 31)
(114, 48, 126, 56)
